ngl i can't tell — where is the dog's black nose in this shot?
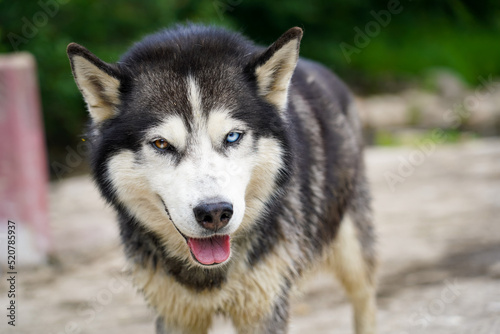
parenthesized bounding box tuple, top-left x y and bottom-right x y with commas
(193, 202, 233, 231)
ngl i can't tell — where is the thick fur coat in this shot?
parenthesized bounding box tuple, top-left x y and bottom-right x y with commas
(67, 25, 377, 334)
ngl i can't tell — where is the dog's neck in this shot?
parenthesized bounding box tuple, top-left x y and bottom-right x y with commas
(118, 213, 230, 291)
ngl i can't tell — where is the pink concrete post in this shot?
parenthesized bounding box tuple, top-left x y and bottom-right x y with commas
(0, 53, 50, 266)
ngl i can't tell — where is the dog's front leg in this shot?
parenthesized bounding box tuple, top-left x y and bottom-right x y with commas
(235, 294, 290, 334)
(156, 316, 209, 334)
(155, 317, 181, 334)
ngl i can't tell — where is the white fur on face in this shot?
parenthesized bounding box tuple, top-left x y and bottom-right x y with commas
(108, 79, 265, 242)
(143, 110, 255, 238)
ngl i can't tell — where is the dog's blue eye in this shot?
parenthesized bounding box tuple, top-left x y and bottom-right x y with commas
(226, 132, 241, 144)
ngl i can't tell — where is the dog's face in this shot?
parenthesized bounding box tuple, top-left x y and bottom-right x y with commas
(67, 26, 302, 267)
(142, 103, 254, 239)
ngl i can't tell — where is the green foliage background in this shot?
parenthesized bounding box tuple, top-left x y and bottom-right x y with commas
(1, 0, 499, 168)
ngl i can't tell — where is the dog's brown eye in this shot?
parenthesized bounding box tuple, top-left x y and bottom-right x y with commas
(153, 139, 169, 150)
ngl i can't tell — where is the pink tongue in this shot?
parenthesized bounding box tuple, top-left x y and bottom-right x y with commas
(187, 235, 231, 265)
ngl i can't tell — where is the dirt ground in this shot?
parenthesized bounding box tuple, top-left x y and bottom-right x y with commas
(2, 138, 500, 334)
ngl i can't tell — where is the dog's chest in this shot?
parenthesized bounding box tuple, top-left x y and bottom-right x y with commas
(130, 247, 292, 326)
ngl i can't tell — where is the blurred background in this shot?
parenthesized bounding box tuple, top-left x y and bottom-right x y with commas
(1, 0, 500, 165)
(0, 1, 499, 333)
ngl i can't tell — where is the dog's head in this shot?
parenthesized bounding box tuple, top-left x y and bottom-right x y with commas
(67, 26, 302, 267)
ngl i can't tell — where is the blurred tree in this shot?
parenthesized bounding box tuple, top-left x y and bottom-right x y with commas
(0, 0, 499, 176)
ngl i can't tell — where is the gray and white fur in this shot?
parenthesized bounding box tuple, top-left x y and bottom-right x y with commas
(67, 24, 377, 333)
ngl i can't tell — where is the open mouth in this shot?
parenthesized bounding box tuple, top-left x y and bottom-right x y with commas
(187, 235, 231, 265)
(160, 197, 231, 266)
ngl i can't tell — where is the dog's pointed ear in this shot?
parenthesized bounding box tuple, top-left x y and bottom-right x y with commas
(253, 27, 302, 112)
(67, 43, 121, 124)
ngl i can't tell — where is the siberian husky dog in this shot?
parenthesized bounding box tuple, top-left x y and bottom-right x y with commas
(67, 24, 376, 334)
